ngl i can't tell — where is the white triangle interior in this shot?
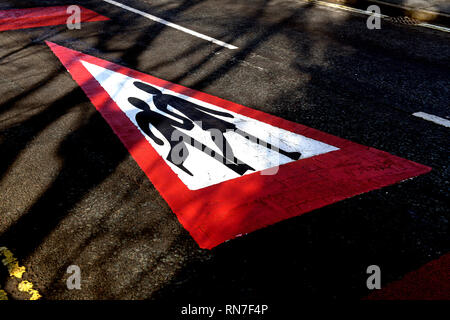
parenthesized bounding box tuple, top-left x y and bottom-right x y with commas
(81, 60, 339, 190)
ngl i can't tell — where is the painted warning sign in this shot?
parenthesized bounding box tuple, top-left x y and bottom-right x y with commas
(0, 6, 109, 32)
(47, 41, 431, 249)
(80, 59, 339, 189)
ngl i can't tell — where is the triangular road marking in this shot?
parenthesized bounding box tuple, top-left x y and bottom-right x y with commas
(47, 41, 431, 249)
(80, 59, 339, 190)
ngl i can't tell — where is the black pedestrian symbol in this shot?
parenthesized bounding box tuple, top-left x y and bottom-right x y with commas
(128, 81, 301, 176)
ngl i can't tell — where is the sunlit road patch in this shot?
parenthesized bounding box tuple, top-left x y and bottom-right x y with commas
(0, 6, 109, 32)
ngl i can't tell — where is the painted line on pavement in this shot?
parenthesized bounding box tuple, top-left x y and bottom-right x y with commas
(0, 247, 41, 300)
(0, 6, 109, 32)
(301, 0, 450, 33)
(417, 22, 450, 33)
(413, 112, 450, 128)
(368, 0, 450, 18)
(307, 0, 388, 18)
(102, 0, 238, 49)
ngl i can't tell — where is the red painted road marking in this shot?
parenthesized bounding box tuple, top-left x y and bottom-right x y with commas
(0, 6, 109, 32)
(46, 41, 431, 249)
(366, 253, 450, 300)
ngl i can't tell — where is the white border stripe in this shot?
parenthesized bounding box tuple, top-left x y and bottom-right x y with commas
(413, 112, 450, 128)
(102, 0, 238, 49)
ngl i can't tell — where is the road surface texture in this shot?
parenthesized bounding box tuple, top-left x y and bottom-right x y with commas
(0, 0, 448, 304)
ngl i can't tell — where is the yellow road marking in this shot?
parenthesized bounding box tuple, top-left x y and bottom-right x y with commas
(0, 287, 8, 300)
(0, 247, 42, 300)
(18, 281, 41, 300)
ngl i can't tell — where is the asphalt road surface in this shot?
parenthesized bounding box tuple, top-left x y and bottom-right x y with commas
(0, 0, 448, 304)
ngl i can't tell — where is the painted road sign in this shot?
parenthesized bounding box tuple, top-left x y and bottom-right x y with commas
(0, 6, 109, 32)
(47, 41, 431, 249)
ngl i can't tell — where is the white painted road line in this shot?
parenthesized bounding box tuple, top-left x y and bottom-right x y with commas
(102, 0, 238, 49)
(301, 0, 450, 33)
(413, 112, 450, 128)
(417, 22, 450, 33)
(308, 0, 388, 18)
